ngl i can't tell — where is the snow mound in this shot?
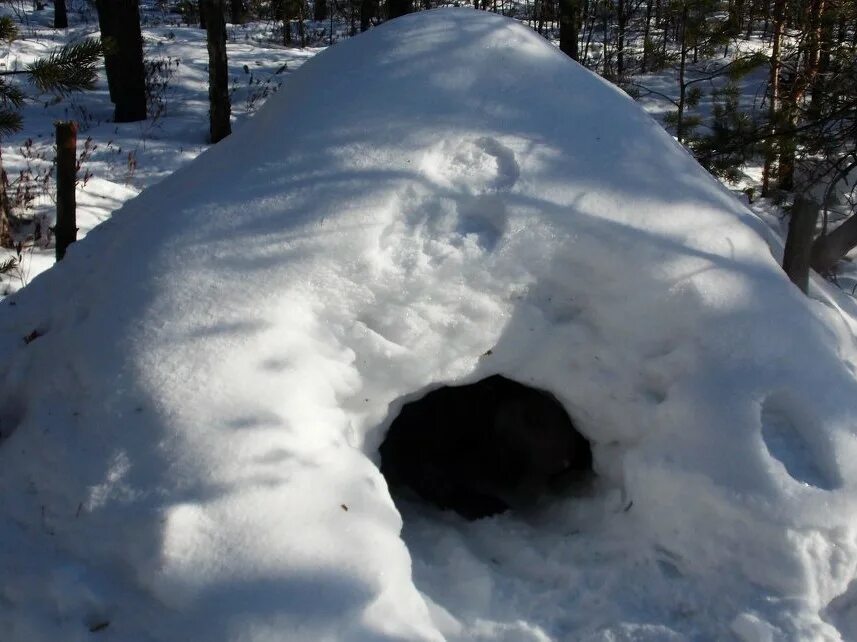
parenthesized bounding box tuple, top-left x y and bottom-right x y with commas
(2, 8, 857, 641)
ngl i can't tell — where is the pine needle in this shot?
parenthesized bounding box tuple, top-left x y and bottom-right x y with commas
(0, 108, 23, 136)
(0, 16, 18, 43)
(26, 38, 102, 95)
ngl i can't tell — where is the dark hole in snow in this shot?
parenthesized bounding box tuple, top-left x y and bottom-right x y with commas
(379, 375, 593, 520)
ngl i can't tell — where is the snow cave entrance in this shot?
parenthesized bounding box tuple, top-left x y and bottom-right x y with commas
(379, 375, 593, 520)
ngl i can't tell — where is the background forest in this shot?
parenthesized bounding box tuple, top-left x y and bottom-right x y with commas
(0, 0, 855, 297)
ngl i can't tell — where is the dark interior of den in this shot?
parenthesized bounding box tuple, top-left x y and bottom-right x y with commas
(379, 375, 594, 520)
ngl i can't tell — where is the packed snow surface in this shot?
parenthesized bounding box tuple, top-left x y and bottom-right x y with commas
(2, 8, 857, 641)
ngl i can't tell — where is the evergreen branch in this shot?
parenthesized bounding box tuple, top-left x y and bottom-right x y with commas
(0, 16, 18, 43)
(0, 108, 23, 136)
(25, 38, 102, 95)
(0, 80, 24, 110)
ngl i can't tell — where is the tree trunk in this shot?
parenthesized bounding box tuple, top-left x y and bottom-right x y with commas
(616, 0, 626, 77)
(360, 0, 375, 31)
(782, 197, 819, 293)
(95, 0, 147, 122)
(314, 0, 327, 21)
(387, 0, 410, 20)
(809, 1, 833, 117)
(204, 0, 232, 143)
(199, 0, 207, 27)
(54, 0, 68, 28)
(230, 0, 245, 23)
(0, 145, 12, 249)
(559, 0, 581, 60)
(778, 0, 825, 191)
(761, 0, 785, 196)
(676, 3, 688, 143)
(812, 214, 857, 276)
(54, 121, 77, 262)
(641, 0, 653, 72)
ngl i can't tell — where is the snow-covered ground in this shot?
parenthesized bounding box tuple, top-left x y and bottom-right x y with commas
(2, 8, 857, 641)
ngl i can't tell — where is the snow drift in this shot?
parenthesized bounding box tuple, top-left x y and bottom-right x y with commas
(2, 8, 857, 641)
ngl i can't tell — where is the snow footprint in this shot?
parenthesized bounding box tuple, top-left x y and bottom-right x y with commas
(760, 393, 839, 490)
(423, 136, 520, 194)
(421, 137, 520, 251)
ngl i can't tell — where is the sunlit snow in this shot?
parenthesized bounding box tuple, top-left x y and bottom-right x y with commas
(1, 8, 857, 642)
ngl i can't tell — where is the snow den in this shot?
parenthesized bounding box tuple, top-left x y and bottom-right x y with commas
(379, 375, 593, 519)
(3, 8, 857, 642)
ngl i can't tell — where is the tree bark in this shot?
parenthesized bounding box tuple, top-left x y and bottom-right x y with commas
(559, 0, 581, 60)
(230, 0, 245, 23)
(762, 0, 785, 195)
(95, 0, 147, 122)
(778, 0, 825, 191)
(0, 145, 12, 248)
(314, 0, 327, 21)
(54, 0, 68, 28)
(360, 0, 376, 31)
(641, 0, 653, 72)
(54, 121, 77, 262)
(387, 0, 411, 20)
(204, 0, 232, 143)
(812, 215, 857, 276)
(676, 3, 688, 143)
(782, 197, 819, 293)
(616, 0, 627, 77)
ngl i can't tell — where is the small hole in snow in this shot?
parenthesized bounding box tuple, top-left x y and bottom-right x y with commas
(379, 375, 593, 520)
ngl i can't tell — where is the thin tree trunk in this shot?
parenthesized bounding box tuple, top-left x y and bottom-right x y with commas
(0, 145, 12, 249)
(54, 121, 77, 262)
(761, 0, 785, 195)
(204, 0, 231, 143)
(583, 3, 595, 64)
(199, 0, 207, 27)
(601, 8, 609, 76)
(778, 0, 825, 191)
(616, 0, 626, 77)
(641, 0, 653, 72)
(809, 2, 832, 118)
(676, 3, 688, 143)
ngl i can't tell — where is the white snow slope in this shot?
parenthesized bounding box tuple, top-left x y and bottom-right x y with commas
(2, 8, 857, 642)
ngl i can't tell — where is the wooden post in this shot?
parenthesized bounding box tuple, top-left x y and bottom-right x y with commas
(55, 121, 77, 262)
(782, 197, 818, 294)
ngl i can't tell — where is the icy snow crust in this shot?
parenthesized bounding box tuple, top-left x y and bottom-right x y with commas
(2, 9, 857, 641)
